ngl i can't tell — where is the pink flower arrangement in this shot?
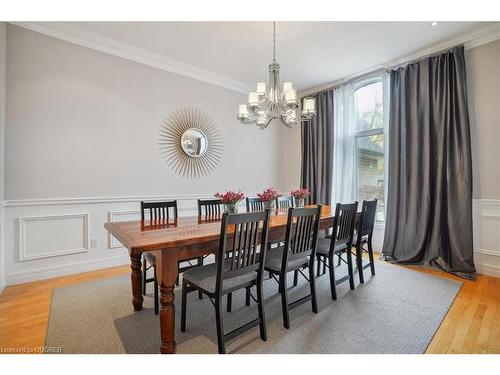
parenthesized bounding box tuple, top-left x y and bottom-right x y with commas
(257, 187, 281, 202)
(214, 190, 245, 204)
(290, 188, 310, 200)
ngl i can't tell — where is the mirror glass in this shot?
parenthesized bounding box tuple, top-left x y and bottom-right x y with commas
(180, 128, 208, 158)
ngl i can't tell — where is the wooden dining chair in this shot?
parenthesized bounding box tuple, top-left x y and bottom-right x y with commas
(246, 197, 264, 212)
(275, 195, 294, 210)
(354, 199, 377, 284)
(315, 202, 358, 300)
(264, 206, 322, 329)
(198, 198, 223, 220)
(141, 200, 203, 314)
(181, 210, 271, 354)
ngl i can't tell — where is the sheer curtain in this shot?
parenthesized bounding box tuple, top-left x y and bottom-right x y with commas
(331, 83, 355, 205)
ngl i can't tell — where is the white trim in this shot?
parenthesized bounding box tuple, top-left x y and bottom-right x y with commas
(4, 194, 215, 207)
(5, 254, 130, 286)
(301, 22, 500, 96)
(475, 263, 500, 278)
(475, 249, 500, 257)
(9, 22, 251, 95)
(18, 213, 89, 261)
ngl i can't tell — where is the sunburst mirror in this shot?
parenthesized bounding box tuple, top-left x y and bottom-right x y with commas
(159, 107, 223, 178)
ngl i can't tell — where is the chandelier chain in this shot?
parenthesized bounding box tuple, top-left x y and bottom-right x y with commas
(273, 21, 276, 63)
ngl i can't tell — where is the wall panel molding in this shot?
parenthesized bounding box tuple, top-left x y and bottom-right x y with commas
(18, 213, 89, 261)
(473, 199, 500, 278)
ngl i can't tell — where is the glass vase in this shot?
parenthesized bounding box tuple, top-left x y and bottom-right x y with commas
(224, 203, 238, 214)
(294, 198, 305, 208)
(263, 201, 273, 210)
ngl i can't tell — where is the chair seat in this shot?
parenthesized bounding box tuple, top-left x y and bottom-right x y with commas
(316, 237, 348, 256)
(183, 261, 257, 295)
(353, 233, 368, 245)
(144, 252, 156, 264)
(264, 246, 309, 272)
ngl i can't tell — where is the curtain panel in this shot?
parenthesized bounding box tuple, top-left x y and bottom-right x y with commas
(382, 46, 476, 279)
(300, 90, 334, 205)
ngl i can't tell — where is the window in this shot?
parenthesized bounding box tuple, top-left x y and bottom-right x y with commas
(353, 80, 385, 221)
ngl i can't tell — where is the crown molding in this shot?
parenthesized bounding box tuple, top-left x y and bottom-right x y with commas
(9, 21, 251, 95)
(301, 22, 500, 96)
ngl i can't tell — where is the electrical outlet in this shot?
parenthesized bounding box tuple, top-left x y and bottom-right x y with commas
(91, 238, 98, 248)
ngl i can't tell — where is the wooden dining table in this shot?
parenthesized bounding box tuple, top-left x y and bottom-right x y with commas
(104, 205, 336, 354)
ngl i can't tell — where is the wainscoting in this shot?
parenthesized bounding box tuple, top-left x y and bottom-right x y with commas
(2, 197, 498, 286)
(2, 194, 249, 286)
(473, 199, 500, 277)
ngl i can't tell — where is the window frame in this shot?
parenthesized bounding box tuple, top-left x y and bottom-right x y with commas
(352, 76, 386, 223)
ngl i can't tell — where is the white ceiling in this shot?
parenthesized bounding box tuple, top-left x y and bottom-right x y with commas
(62, 21, 495, 92)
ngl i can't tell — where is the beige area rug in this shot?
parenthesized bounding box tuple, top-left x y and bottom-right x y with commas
(45, 261, 461, 354)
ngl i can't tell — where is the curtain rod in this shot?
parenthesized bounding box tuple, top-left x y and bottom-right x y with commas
(307, 43, 464, 96)
(386, 43, 464, 71)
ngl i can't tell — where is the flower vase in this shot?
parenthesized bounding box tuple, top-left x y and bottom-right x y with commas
(294, 198, 305, 208)
(224, 203, 238, 214)
(263, 201, 273, 210)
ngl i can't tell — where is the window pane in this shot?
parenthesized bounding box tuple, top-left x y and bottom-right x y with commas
(356, 134, 385, 221)
(354, 81, 383, 131)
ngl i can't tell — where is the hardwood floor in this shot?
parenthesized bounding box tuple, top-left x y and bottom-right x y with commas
(0, 262, 499, 354)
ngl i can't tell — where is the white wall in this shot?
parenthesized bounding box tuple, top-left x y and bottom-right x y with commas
(3, 25, 282, 285)
(0, 22, 6, 293)
(466, 40, 500, 277)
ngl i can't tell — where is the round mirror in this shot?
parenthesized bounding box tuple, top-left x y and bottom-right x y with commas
(180, 128, 208, 158)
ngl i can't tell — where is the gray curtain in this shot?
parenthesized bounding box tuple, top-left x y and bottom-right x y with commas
(300, 89, 334, 205)
(382, 46, 476, 280)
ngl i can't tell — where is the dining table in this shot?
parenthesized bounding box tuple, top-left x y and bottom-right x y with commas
(104, 205, 336, 354)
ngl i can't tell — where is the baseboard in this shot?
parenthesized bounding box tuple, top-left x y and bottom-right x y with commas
(5, 254, 130, 286)
(0, 277, 5, 294)
(475, 263, 500, 278)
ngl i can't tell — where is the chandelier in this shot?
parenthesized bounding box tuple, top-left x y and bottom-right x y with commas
(237, 22, 316, 129)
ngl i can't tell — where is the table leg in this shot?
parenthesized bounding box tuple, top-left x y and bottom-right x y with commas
(130, 252, 144, 311)
(158, 252, 178, 354)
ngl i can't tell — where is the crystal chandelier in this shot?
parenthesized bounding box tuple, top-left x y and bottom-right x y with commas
(237, 22, 316, 129)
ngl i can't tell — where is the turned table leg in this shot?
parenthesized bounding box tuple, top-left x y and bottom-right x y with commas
(158, 252, 178, 354)
(130, 252, 144, 311)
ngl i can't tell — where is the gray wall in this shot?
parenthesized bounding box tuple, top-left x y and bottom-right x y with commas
(466, 39, 500, 200)
(5, 25, 281, 200)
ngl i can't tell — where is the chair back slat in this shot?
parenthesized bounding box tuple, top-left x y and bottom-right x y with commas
(216, 210, 271, 295)
(281, 206, 322, 269)
(141, 200, 178, 222)
(359, 199, 378, 237)
(276, 196, 294, 210)
(198, 199, 222, 220)
(246, 197, 264, 212)
(331, 202, 358, 248)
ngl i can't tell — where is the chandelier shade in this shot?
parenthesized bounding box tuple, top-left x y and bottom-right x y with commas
(237, 22, 316, 129)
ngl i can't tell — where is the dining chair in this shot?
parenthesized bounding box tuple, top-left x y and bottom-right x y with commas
(354, 199, 377, 284)
(181, 210, 271, 354)
(315, 202, 358, 300)
(275, 195, 294, 210)
(140, 200, 203, 314)
(198, 198, 223, 220)
(264, 205, 322, 329)
(245, 197, 264, 212)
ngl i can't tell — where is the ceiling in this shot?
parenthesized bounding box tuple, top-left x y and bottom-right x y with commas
(62, 21, 495, 92)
